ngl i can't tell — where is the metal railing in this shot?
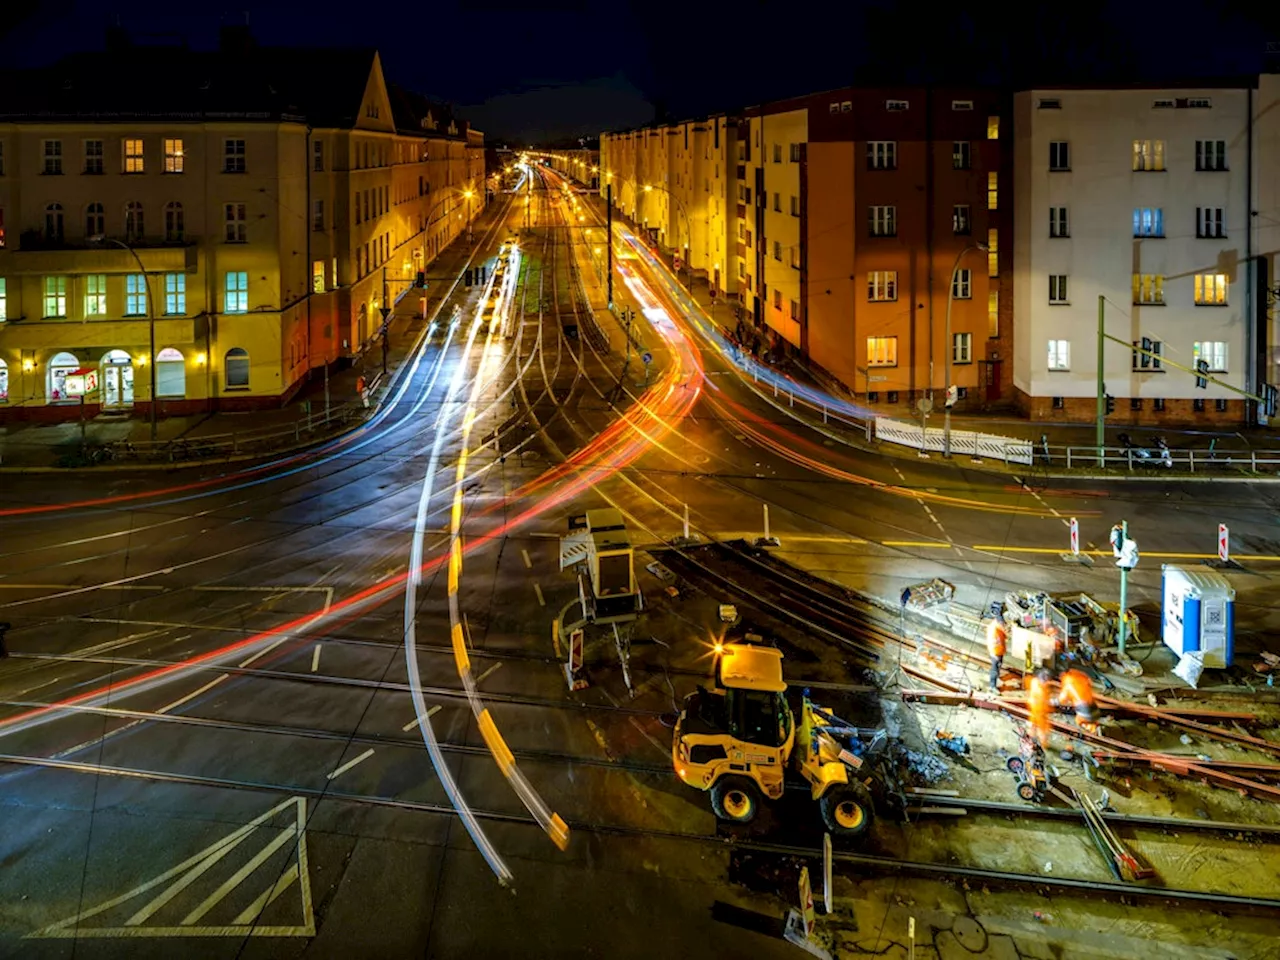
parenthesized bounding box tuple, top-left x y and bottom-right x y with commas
(71, 401, 364, 467)
(1022, 442, 1280, 475)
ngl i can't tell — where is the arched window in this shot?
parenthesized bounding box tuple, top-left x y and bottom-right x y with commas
(125, 201, 144, 242)
(156, 347, 185, 397)
(164, 202, 184, 242)
(45, 203, 64, 242)
(47, 351, 80, 402)
(0, 357, 8, 402)
(224, 347, 249, 388)
(85, 202, 105, 239)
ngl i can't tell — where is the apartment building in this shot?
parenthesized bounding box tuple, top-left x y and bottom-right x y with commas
(599, 115, 738, 298)
(738, 88, 1011, 404)
(542, 147, 600, 189)
(1013, 81, 1266, 424)
(0, 27, 483, 422)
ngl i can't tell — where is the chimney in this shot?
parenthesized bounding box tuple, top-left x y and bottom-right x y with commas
(106, 17, 131, 53)
(219, 15, 254, 57)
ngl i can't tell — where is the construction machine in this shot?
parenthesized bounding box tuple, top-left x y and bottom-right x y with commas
(672, 641, 883, 837)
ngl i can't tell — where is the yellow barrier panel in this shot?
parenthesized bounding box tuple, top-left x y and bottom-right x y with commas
(548, 813, 571, 851)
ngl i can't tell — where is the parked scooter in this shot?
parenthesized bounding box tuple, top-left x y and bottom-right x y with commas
(1117, 433, 1172, 468)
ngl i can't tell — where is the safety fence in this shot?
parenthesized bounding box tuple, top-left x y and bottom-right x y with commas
(873, 417, 1034, 465)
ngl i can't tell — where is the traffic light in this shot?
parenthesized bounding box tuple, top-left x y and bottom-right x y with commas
(1195, 359, 1209, 389)
(1105, 394, 1116, 415)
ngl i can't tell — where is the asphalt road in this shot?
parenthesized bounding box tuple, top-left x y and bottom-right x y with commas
(2, 166, 1279, 959)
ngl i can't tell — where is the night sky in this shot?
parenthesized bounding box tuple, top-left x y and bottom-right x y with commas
(0, 1, 1273, 144)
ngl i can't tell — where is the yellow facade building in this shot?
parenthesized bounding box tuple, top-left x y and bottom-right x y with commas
(0, 27, 484, 422)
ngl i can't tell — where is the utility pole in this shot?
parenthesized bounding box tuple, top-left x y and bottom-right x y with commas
(1096, 295, 1106, 451)
(1111, 520, 1139, 655)
(606, 183, 614, 311)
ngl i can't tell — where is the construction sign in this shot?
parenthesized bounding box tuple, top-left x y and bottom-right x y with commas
(799, 866, 816, 937)
(1218, 523, 1230, 563)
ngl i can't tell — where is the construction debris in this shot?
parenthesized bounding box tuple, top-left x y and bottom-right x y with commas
(895, 745, 951, 784)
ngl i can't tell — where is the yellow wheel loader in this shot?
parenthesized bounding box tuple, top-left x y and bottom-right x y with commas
(672, 642, 882, 837)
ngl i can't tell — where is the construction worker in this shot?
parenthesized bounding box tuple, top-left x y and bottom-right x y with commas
(1055, 668, 1099, 733)
(986, 616, 1009, 691)
(1026, 670, 1051, 747)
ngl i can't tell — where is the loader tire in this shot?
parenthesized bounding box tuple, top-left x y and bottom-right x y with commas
(710, 776, 761, 824)
(820, 781, 874, 838)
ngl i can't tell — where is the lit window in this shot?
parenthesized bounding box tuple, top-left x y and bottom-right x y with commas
(868, 205, 896, 237)
(1194, 273, 1228, 305)
(123, 138, 144, 174)
(953, 204, 970, 235)
(988, 290, 999, 338)
(313, 260, 325, 294)
(951, 269, 972, 299)
(987, 116, 999, 139)
(85, 274, 106, 316)
(987, 171, 997, 210)
(1195, 140, 1226, 171)
(867, 271, 897, 302)
(164, 138, 184, 173)
(125, 274, 147, 315)
(224, 139, 246, 173)
(1132, 140, 1166, 172)
(952, 141, 970, 170)
(1196, 207, 1224, 238)
(867, 336, 898, 366)
(225, 271, 248, 313)
(84, 139, 104, 174)
(987, 228, 998, 277)
(885, 99, 909, 112)
(953, 332, 972, 363)
(1132, 274, 1164, 304)
(43, 276, 67, 317)
(1049, 207, 1069, 238)
(1049, 275, 1068, 304)
(867, 141, 896, 170)
(225, 203, 247, 243)
(156, 347, 186, 397)
(1194, 340, 1227, 372)
(1132, 338, 1162, 370)
(952, 100, 973, 111)
(43, 139, 63, 175)
(165, 273, 186, 315)
(1133, 207, 1164, 237)
(789, 299, 800, 320)
(1047, 339, 1070, 370)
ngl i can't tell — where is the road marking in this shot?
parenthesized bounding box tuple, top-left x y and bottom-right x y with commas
(522, 548, 533, 569)
(403, 704, 442, 731)
(26, 795, 314, 939)
(881, 540, 946, 548)
(533, 583, 545, 606)
(0, 584, 165, 590)
(326, 748, 375, 781)
(311, 645, 321, 673)
(194, 585, 335, 614)
(475, 661, 503, 685)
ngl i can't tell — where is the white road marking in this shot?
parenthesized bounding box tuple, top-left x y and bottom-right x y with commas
(26, 795, 314, 939)
(403, 705, 442, 731)
(521, 549, 532, 569)
(533, 583, 545, 606)
(193, 585, 335, 614)
(326, 748, 375, 781)
(310, 645, 321, 673)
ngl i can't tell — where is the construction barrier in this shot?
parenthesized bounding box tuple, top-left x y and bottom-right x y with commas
(874, 417, 1033, 465)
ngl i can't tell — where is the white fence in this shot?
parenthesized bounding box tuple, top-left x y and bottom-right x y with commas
(874, 417, 1033, 465)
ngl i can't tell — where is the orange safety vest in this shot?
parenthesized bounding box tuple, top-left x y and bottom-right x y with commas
(1058, 669, 1095, 710)
(986, 619, 1008, 658)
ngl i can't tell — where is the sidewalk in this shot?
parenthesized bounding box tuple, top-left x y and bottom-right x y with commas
(0, 211, 503, 471)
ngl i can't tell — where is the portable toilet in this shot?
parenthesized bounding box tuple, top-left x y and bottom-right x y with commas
(1160, 564, 1235, 668)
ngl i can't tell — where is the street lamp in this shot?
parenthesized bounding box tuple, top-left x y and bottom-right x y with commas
(943, 241, 988, 458)
(463, 189, 475, 243)
(97, 236, 158, 441)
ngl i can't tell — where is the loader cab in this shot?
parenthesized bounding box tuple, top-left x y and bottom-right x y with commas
(673, 643, 793, 802)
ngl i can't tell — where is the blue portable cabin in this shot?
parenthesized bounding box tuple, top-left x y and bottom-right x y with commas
(1160, 564, 1235, 668)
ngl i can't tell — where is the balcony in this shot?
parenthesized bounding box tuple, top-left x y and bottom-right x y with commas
(11, 232, 196, 275)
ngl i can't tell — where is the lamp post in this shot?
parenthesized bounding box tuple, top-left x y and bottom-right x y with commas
(942, 241, 988, 458)
(642, 183, 694, 290)
(463, 188, 475, 243)
(98, 237, 158, 441)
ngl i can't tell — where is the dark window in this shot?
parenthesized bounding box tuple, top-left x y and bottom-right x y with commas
(867, 392, 879, 402)
(1130, 398, 1142, 411)
(1215, 398, 1228, 412)
(1193, 398, 1206, 413)
(887, 390, 899, 404)
(1052, 396, 1065, 410)
(1154, 398, 1166, 412)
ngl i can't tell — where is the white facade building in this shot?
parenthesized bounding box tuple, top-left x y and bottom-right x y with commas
(1013, 84, 1259, 424)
